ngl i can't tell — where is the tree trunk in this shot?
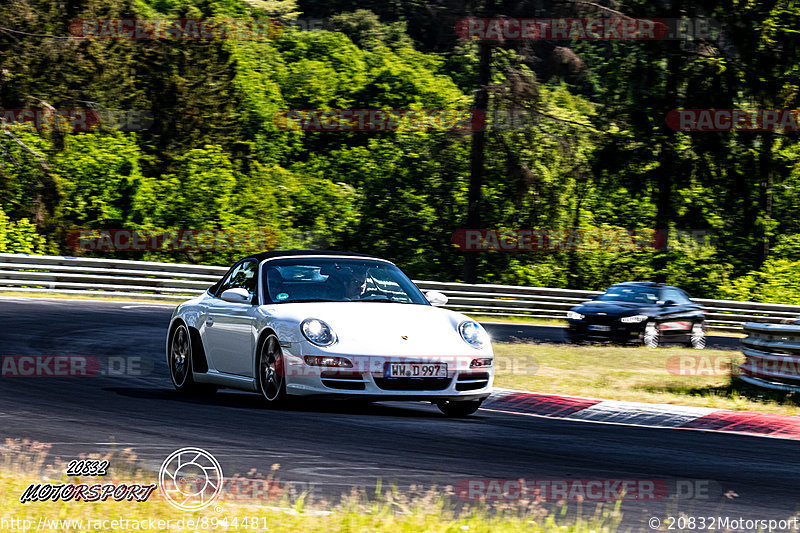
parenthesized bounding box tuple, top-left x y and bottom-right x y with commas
(463, 40, 491, 283)
(756, 133, 773, 267)
(652, 1, 682, 282)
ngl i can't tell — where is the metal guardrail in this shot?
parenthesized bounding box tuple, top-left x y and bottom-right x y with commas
(413, 281, 800, 332)
(0, 253, 799, 332)
(0, 253, 226, 301)
(739, 322, 800, 392)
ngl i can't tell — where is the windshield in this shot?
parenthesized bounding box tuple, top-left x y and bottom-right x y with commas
(596, 286, 659, 304)
(261, 257, 429, 305)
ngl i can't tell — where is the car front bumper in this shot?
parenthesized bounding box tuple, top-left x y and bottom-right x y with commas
(567, 319, 645, 343)
(280, 352, 494, 400)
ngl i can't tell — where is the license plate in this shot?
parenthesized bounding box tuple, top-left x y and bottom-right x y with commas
(588, 325, 611, 332)
(384, 362, 447, 378)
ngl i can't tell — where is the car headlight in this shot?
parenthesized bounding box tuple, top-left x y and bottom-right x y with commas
(459, 320, 489, 349)
(301, 318, 337, 346)
(566, 310, 584, 320)
(620, 314, 648, 323)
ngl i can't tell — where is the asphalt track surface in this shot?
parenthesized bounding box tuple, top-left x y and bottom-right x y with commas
(0, 297, 796, 530)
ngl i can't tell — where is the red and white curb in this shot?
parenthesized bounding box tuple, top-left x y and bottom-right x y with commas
(484, 389, 800, 440)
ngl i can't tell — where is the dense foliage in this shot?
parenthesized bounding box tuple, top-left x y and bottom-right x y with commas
(1, 0, 799, 302)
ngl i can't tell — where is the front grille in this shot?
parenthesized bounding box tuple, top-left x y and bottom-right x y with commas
(583, 315, 617, 325)
(373, 377, 452, 391)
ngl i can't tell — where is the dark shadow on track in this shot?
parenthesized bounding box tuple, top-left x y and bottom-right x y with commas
(104, 387, 449, 418)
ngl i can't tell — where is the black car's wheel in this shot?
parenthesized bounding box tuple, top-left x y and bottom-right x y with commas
(436, 399, 483, 417)
(643, 321, 660, 348)
(169, 323, 217, 395)
(258, 333, 287, 406)
(689, 322, 706, 349)
(566, 333, 586, 345)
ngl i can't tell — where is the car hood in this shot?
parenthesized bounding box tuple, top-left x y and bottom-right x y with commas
(262, 302, 491, 356)
(573, 301, 655, 316)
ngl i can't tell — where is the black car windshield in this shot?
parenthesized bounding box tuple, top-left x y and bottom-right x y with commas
(261, 257, 429, 305)
(596, 286, 659, 304)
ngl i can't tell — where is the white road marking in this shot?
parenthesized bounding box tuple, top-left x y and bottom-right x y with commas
(121, 304, 176, 309)
(565, 400, 717, 427)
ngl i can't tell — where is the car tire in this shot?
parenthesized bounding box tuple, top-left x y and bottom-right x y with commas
(168, 323, 217, 395)
(688, 322, 706, 350)
(643, 321, 660, 348)
(257, 333, 288, 407)
(566, 333, 586, 345)
(436, 399, 483, 417)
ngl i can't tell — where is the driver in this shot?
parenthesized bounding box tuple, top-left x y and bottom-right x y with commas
(327, 266, 369, 300)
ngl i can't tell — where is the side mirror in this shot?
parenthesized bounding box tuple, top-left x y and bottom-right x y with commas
(221, 287, 251, 303)
(426, 290, 449, 306)
(661, 299, 676, 307)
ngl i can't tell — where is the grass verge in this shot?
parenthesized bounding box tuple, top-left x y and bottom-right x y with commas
(0, 441, 621, 532)
(466, 314, 568, 327)
(493, 343, 800, 415)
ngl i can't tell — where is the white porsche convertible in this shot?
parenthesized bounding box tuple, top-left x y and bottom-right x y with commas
(166, 251, 494, 416)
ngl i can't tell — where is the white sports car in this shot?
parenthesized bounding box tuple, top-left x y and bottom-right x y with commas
(166, 251, 494, 416)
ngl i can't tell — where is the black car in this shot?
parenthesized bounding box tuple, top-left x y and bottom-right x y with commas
(566, 282, 706, 348)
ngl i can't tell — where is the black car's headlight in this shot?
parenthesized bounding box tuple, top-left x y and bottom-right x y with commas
(620, 314, 648, 323)
(566, 311, 584, 320)
(301, 318, 337, 346)
(459, 320, 489, 349)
